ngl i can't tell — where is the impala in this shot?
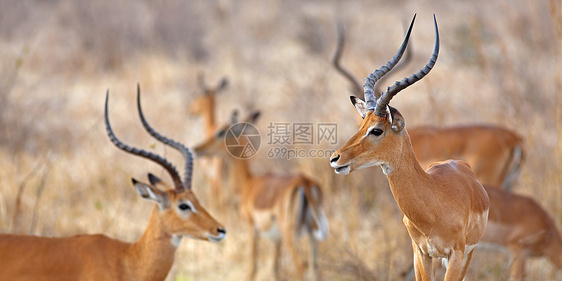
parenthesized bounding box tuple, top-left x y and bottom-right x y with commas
(0, 88, 226, 281)
(189, 74, 229, 210)
(479, 186, 562, 280)
(189, 74, 229, 136)
(194, 110, 329, 281)
(329, 15, 490, 281)
(332, 19, 524, 191)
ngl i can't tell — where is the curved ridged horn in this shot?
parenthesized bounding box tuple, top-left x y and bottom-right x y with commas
(332, 22, 363, 97)
(374, 21, 414, 95)
(374, 14, 439, 117)
(364, 14, 416, 110)
(104, 91, 184, 190)
(136, 84, 194, 191)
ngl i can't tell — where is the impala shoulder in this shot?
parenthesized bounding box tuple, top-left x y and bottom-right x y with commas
(425, 159, 470, 174)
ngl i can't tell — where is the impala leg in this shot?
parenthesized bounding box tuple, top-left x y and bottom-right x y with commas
(458, 248, 474, 281)
(281, 226, 305, 281)
(412, 241, 433, 281)
(432, 257, 446, 280)
(443, 248, 463, 281)
(248, 228, 260, 281)
(273, 240, 282, 281)
(506, 246, 526, 281)
(308, 231, 319, 281)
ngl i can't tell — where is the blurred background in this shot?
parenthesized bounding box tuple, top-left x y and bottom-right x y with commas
(0, 0, 560, 280)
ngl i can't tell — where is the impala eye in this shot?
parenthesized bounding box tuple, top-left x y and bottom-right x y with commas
(369, 128, 383, 136)
(178, 203, 192, 211)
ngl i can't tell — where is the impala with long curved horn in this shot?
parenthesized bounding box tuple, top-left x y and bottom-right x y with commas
(331, 21, 524, 191)
(330, 15, 489, 281)
(0, 87, 226, 281)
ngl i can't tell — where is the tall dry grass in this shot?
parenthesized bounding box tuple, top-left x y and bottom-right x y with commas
(0, 0, 560, 280)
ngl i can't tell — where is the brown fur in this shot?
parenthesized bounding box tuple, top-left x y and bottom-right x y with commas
(409, 125, 525, 190)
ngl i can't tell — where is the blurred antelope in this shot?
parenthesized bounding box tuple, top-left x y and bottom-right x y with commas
(188, 74, 229, 211)
(0, 87, 226, 281)
(189, 74, 228, 136)
(479, 186, 562, 280)
(194, 110, 329, 281)
(333, 19, 524, 191)
(330, 15, 490, 281)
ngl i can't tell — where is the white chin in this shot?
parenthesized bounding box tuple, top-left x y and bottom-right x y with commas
(335, 165, 351, 175)
(208, 234, 226, 243)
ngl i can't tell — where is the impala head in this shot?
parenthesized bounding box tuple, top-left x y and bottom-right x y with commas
(188, 74, 228, 115)
(193, 109, 261, 157)
(330, 14, 439, 175)
(131, 174, 226, 242)
(104, 85, 226, 243)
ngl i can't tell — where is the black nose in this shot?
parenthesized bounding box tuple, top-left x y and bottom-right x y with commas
(330, 154, 340, 163)
(217, 228, 226, 235)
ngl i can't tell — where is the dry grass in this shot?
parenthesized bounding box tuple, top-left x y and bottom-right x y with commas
(0, 0, 561, 280)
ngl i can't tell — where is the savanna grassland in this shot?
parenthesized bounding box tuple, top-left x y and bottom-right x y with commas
(0, 0, 561, 280)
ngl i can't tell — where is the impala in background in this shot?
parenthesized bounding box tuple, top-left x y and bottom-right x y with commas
(188, 74, 230, 211)
(479, 185, 562, 280)
(194, 110, 329, 281)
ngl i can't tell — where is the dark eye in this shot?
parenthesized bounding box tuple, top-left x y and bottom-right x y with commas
(216, 130, 226, 138)
(179, 203, 192, 211)
(369, 128, 383, 136)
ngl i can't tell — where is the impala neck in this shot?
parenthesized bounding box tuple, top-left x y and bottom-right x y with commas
(383, 131, 435, 224)
(128, 207, 177, 281)
(203, 99, 216, 137)
(228, 157, 253, 196)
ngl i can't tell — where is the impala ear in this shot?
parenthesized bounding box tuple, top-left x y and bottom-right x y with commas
(148, 173, 162, 185)
(350, 96, 369, 118)
(132, 178, 168, 208)
(230, 109, 239, 124)
(246, 110, 261, 124)
(215, 77, 228, 93)
(389, 107, 405, 133)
